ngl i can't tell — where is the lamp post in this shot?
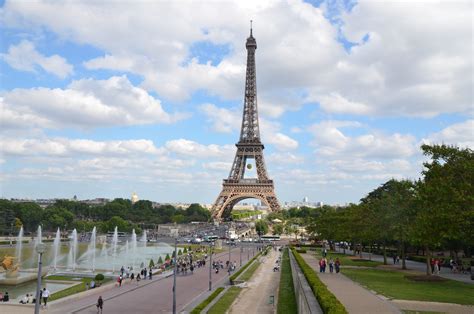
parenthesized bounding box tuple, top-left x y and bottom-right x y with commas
(228, 242, 231, 275)
(208, 243, 214, 291)
(34, 243, 46, 314)
(240, 243, 242, 267)
(172, 237, 178, 314)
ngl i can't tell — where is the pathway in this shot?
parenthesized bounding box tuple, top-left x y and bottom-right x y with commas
(300, 253, 401, 314)
(335, 247, 473, 284)
(47, 246, 252, 313)
(229, 248, 280, 314)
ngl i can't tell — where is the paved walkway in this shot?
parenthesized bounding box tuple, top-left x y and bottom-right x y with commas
(391, 299, 474, 314)
(335, 247, 473, 284)
(301, 253, 401, 314)
(47, 246, 252, 313)
(229, 248, 280, 314)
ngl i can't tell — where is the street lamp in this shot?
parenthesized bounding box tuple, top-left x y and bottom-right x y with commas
(172, 237, 178, 314)
(240, 243, 242, 267)
(34, 243, 47, 314)
(208, 243, 214, 291)
(228, 242, 231, 276)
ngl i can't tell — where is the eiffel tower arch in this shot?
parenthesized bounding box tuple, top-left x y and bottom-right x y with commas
(211, 25, 281, 220)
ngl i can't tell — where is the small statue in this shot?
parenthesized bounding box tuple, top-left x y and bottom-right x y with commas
(1, 255, 19, 277)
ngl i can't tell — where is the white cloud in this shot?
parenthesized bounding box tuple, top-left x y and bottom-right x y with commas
(423, 120, 474, 149)
(308, 120, 416, 159)
(165, 139, 234, 159)
(1, 76, 185, 130)
(1, 138, 163, 157)
(1, 40, 73, 78)
(199, 103, 240, 133)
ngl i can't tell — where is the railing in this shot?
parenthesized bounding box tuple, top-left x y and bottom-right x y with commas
(224, 179, 273, 184)
(288, 249, 323, 314)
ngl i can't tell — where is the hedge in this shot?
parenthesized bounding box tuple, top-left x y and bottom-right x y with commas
(296, 248, 307, 254)
(190, 287, 225, 314)
(291, 248, 347, 314)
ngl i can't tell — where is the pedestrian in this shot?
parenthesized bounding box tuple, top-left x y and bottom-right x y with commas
(392, 254, 396, 264)
(119, 275, 123, 287)
(144, 268, 147, 279)
(329, 258, 334, 273)
(96, 296, 103, 313)
(42, 287, 50, 308)
(335, 258, 341, 273)
(137, 273, 141, 283)
(3, 291, 9, 302)
(434, 259, 440, 275)
(130, 273, 135, 281)
(319, 259, 323, 273)
(149, 270, 152, 280)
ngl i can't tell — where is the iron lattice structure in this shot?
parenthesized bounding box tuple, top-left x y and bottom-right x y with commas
(211, 27, 281, 220)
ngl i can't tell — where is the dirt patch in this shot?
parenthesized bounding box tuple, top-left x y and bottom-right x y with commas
(405, 275, 448, 282)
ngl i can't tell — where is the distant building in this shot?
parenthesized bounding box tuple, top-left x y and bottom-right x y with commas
(131, 192, 139, 204)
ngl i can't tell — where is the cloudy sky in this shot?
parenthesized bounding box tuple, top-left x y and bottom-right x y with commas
(0, 0, 472, 205)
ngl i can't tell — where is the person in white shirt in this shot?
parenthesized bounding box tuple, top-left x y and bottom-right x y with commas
(19, 294, 28, 304)
(42, 288, 50, 307)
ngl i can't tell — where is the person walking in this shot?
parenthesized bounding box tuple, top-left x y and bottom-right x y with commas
(329, 258, 334, 273)
(42, 287, 50, 308)
(335, 258, 341, 273)
(96, 296, 104, 313)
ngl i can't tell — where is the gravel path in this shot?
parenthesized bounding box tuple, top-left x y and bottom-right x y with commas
(229, 248, 281, 314)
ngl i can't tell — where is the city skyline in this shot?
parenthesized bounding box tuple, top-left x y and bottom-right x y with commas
(1, 1, 472, 204)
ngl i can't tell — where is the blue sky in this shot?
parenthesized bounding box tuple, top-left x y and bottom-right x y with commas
(0, 0, 472, 205)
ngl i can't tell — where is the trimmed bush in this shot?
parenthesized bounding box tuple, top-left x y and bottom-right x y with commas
(158, 256, 163, 264)
(178, 249, 183, 256)
(149, 259, 155, 268)
(190, 287, 225, 314)
(94, 273, 105, 284)
(296, 248, 307, 254)
(291, 248, 347, 314)
(184, 247, 188, 253)
(165, 253, 170, 261)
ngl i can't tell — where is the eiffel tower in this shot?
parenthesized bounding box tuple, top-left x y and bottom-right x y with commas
(211, 24, 281, 220)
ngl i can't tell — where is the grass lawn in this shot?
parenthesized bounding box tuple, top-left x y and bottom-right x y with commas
(238, 260, 260, 281)
(207, 286, 242, 314)
(342, 268, 474, 305)
(190, 287, 225, 314)
(46, 275, 111, 301)
(314, 249, 383, 267)
(277, 248, 297, 314)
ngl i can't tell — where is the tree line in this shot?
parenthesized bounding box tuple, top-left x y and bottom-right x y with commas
(302, 145, 472, 275)
(0, 198, 210, 234)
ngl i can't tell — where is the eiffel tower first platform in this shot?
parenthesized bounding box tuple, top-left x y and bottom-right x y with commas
(211, 25, 281, 220)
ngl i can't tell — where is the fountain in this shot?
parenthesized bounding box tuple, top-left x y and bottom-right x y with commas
(15, 226, 24, 266)
(33, 225, 42, 264)
(112, 226, 118, 273)
(131, 229, 137, 268)
(53, 228, 61, 270)
(88, 227, 97, 272)
(67, 229, 78, 270)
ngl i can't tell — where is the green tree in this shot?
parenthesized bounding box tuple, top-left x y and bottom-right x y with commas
(272, 224, 283, 235)
(42, 206, 74, 230)
(412, 144, 474, 275)
(165, 254, 170, 261)
(149, 259, 155, 268)
(255, 220, 268, 236)
(158, 256, 164, 264)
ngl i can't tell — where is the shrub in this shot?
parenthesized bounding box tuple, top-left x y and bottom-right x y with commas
(165, 253, 170, 261)
(190, 287, 225, 314)
(178, 249, 183, 256)
(296, 248, 307, 254)
(291, 248, 347, 314)
(184, 247, 188, 253)
(149, 259, 155, 268)
(158, 256, 163, 264)
(94, 273, 105, 283)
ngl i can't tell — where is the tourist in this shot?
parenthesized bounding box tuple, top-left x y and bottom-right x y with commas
(335, 258, 341, 273)
(19, 294, 28, 304)
(3, 291, 9, 302)
(42, 287, 50, 307)
(137, 273, 141, 283)
(120, 266, 125, 276)
(96, 296, 104, 313)
(0, 292, 3, 301)
(27, 293, 32, 303)
(329, 258, 334, 273)
(319, 259, 323, 272)
(130, 273, 135, 281)
(392, 254, 396, 264)
(149, 270, 152, 280)
(396, 255, 400, 264)
(144, 268, 147, 278)
(434, 259, 440, 275)
(90, 280, 96, 289)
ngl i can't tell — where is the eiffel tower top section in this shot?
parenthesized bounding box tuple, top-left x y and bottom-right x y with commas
(239, 21, 261, 145)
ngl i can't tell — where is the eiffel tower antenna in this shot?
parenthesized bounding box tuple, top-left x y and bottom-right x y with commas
(211, 26, 281, 220)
